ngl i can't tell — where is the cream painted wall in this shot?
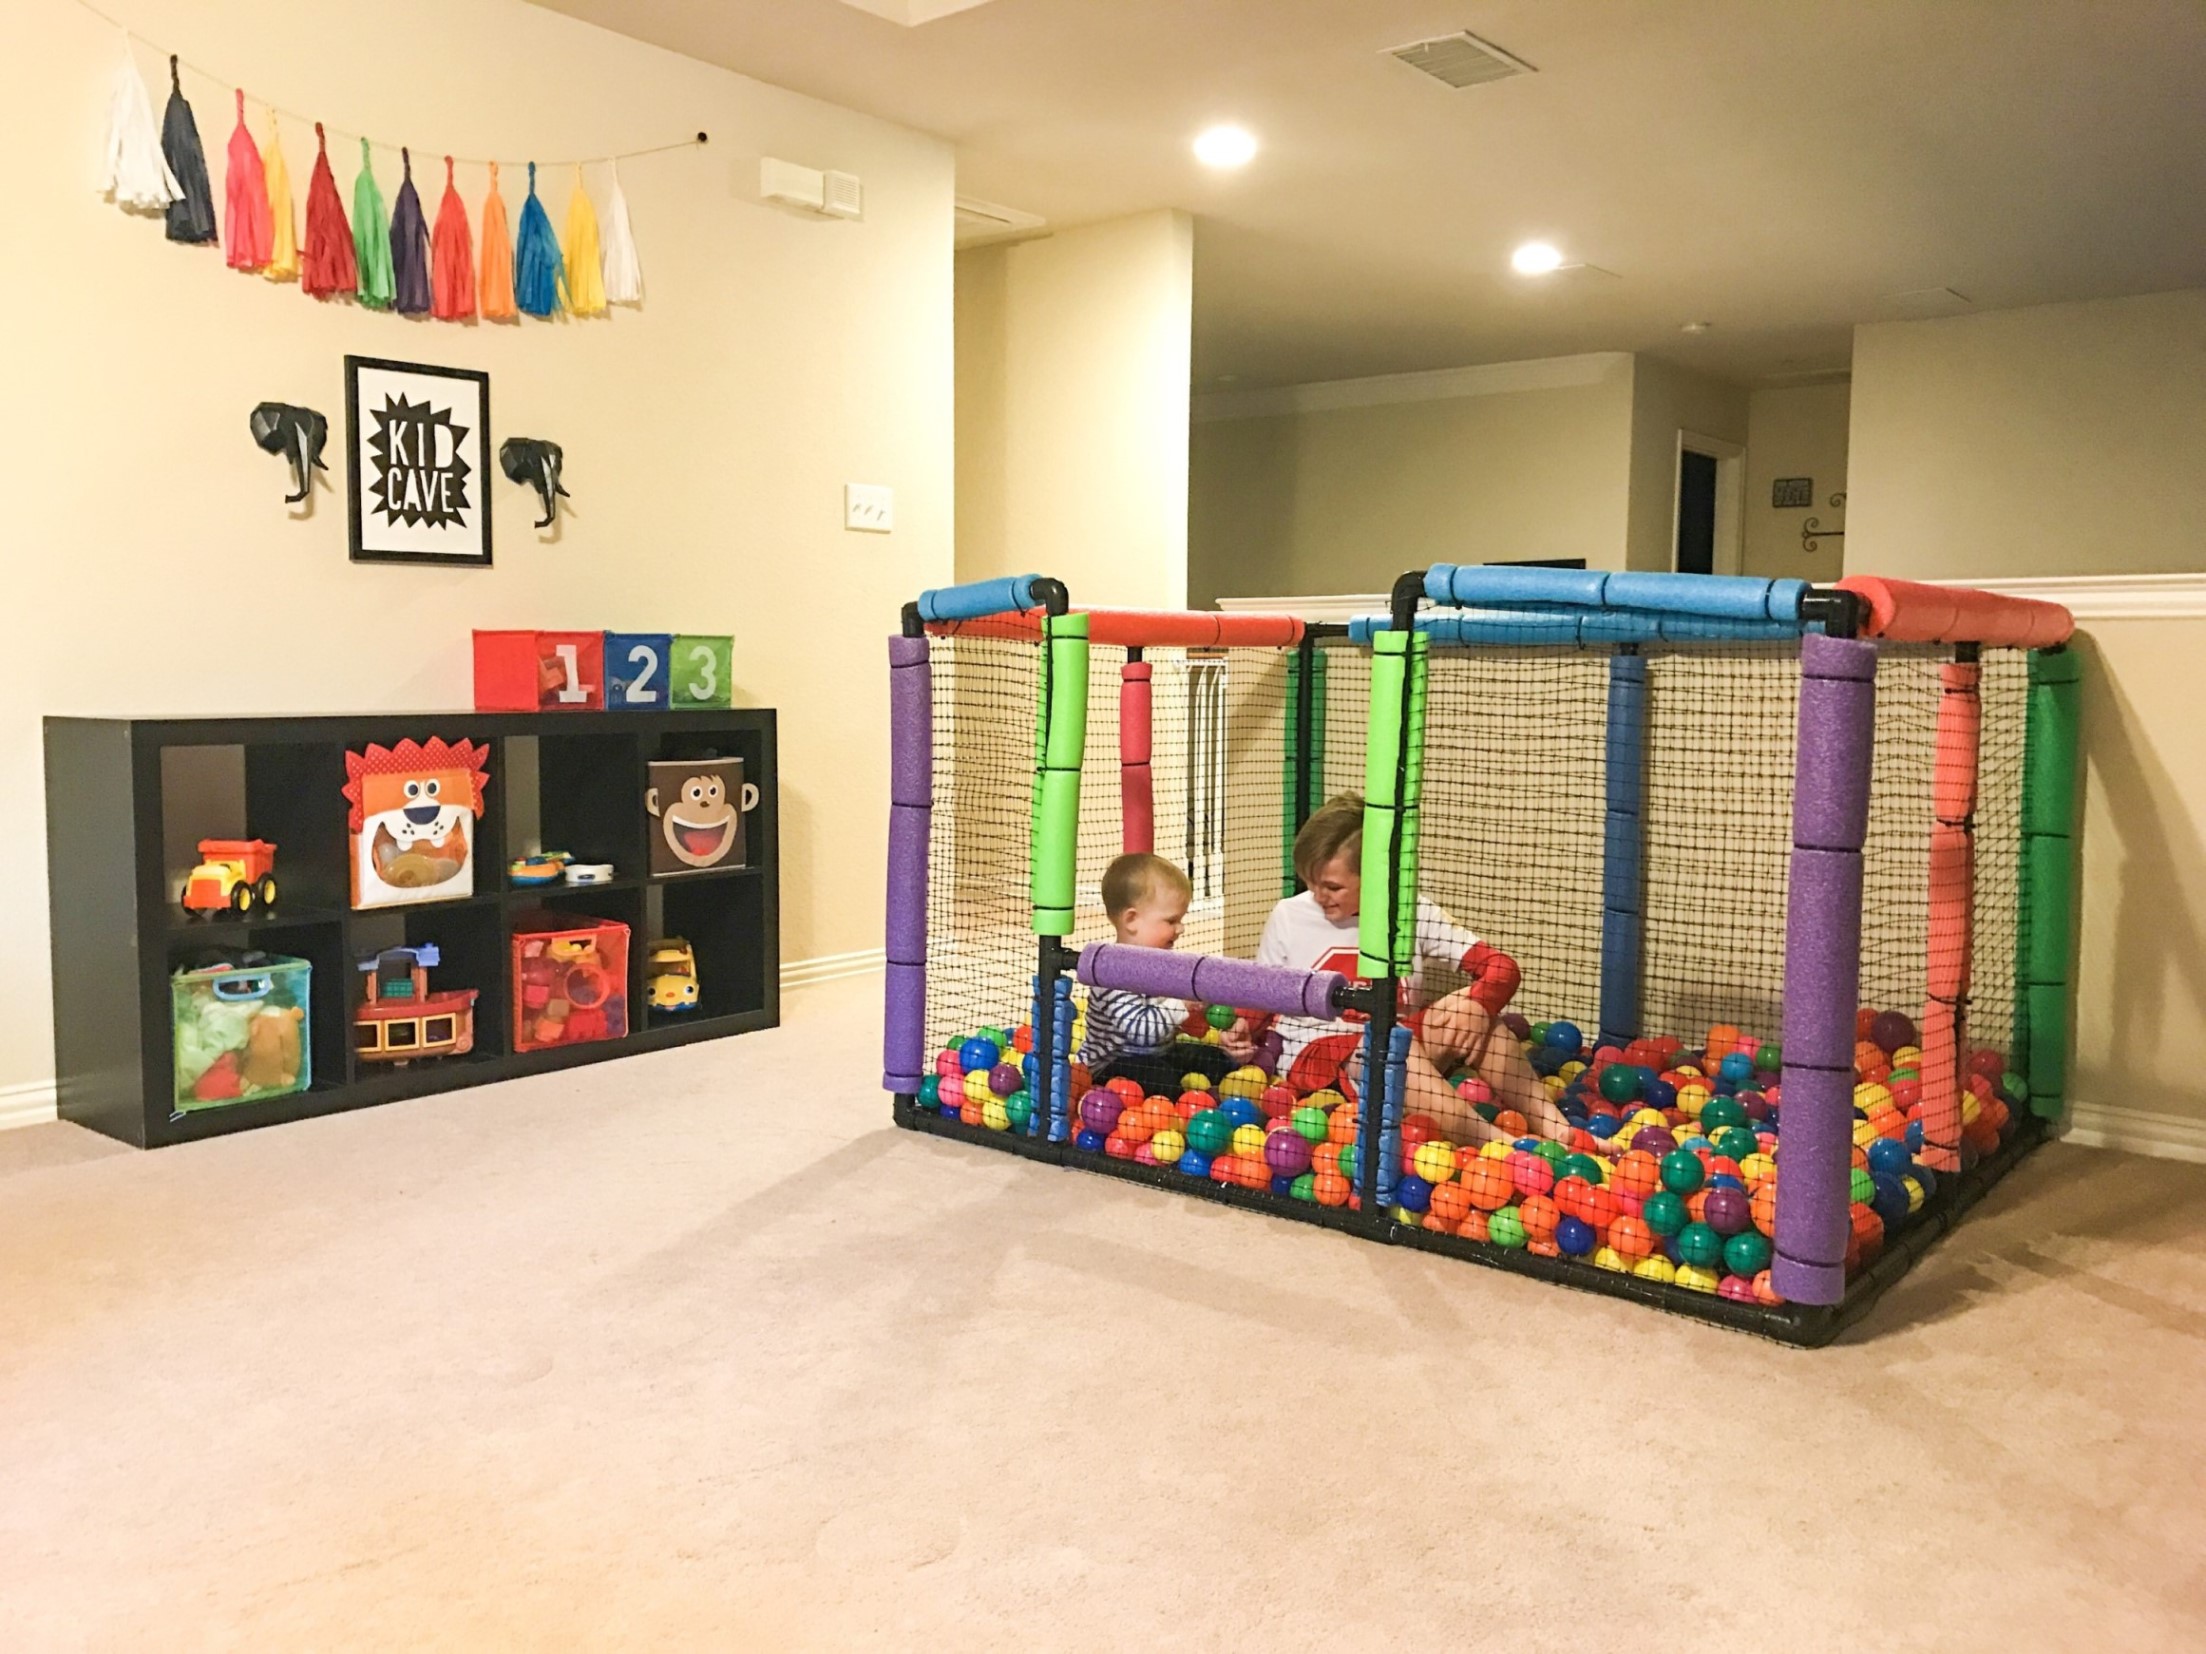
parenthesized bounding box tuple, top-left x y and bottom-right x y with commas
(2, 0, 955, 1099)
(955, 210, 1193, 608)
(1850, 290, 2206, 579)
(1743, 381, 1850, 582)
(1188, 354, 1637, 604)
(1624, 356, 1749, 574)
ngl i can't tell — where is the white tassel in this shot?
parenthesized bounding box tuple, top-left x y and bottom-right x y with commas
(100, 31, 180, 213)
(600, 158, 644, 305)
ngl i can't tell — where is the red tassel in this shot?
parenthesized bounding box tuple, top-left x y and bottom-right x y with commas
(431, 155, 476, 321)
(301, 123, 357, 298)
(223, 90, 272, 271)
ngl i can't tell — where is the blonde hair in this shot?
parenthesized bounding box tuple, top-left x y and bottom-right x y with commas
(1293, 793, 1365, 886)
(1101, 852, 1192, 916)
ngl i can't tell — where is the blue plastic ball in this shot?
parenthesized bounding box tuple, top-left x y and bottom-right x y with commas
(1556, 1215, 1596, 1257)
(960, 1036, 1001, 1073)
(1718, 1052, 1755, 1086)
(1271, 1175, 1297, 1197)
(1644, 1079, 1678, 1113)
(1905, 1119, 1926, 1154)
(1075, 1128, 1106, 1154)
(1871, 1174, 1911, 1231)
(1911, 1165, 1939, 1202)
(1222, 1097, 1266, 1130)
(1867, 1138, 1912, 1178)
(1178, 1149, 1212, 1178)
(1544, 1020, 1584, 1055)
(1395, 1173, 1433, 1214)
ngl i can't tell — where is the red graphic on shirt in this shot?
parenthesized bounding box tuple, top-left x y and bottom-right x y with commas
(1313, 947, 1416, 1021)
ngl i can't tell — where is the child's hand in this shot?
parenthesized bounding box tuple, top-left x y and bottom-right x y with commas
(1219, 1017, 1259, 1063)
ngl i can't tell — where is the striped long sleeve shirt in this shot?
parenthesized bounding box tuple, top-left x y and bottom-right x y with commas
(1079, 987, 1183, 1070)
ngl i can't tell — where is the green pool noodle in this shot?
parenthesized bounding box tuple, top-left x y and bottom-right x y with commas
(1032, 612, 1089, 933)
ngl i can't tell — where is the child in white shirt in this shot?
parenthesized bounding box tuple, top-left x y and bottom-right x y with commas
(1230, 795, 1567, 1145)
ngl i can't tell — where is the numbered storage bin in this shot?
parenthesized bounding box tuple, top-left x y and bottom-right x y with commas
(171, 952, 312, 1114)
(473, 629, 606, 711)
(511, 914, 630, 1053)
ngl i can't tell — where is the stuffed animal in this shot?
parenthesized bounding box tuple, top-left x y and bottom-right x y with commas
(241, 1004, 304, 1092)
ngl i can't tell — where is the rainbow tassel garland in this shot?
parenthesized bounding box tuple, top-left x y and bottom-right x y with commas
(160, 56, 215, 243)
(301, 123, 356, 298)
(390, 147, 432, 315)
(431, 156, 475, 321)
(513, 162, 564, 318)
(101, 33, 179, 213)
(600, 158, 643, 305)
(353, 138, 393, 310)
(223, 91, 271, 270)
(563, 165, 606, 316)
(262, 113, 299, 282)
(478, 161, 517, 322)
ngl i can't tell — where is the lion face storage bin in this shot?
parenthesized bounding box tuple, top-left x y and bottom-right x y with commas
(511, 915, 630, 1053)
(171, 952, 312, 1114)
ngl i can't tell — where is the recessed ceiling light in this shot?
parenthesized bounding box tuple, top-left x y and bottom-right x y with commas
(1510, 240, 1564, 276)
(1193, 126, 1258, 169)
(1680, 320, 1714, 334)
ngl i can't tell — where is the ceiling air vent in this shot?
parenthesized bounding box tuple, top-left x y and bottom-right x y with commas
(955, 195, 1047, 247)
(1387, 31, 1536, 89)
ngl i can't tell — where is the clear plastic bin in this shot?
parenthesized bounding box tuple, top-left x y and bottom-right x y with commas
(172, 952, 312, 1113)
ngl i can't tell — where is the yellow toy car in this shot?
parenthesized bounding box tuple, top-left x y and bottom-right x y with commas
(647, 938, 700, 1013)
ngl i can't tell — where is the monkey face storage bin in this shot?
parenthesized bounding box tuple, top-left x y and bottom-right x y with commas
(171, 953, 312, 1114)
(511, 915, 630, 1053)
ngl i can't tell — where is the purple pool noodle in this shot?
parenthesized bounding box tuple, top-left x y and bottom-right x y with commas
(883, 636, 934, 1093)
(1770, 1064, 1854, 1303)
(1794, 679, 1875, 851)
(1782, 848, 1864, 1068)
(883, 961, 927, 1093)
(1076, 944, 1344, 1021)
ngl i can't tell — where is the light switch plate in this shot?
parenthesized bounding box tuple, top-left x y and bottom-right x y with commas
(845, 483, 894, 533)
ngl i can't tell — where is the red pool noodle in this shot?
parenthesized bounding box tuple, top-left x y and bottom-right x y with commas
(1839, 576, 2074, 648)
(1120, 660, 1154, 854)
(1918, 658, 1981, 1172)
(928, 609, 1305, 648)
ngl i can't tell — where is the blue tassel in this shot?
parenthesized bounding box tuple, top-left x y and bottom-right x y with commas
(513, 162, 564, 318)
(389, 147, 432, 315)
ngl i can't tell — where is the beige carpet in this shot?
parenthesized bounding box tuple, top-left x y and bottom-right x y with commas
(3, 980, 2203, 1651)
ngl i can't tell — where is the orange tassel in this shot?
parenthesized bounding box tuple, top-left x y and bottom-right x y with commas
(431, 156, 475, 320)
(478, 160, 517, 322)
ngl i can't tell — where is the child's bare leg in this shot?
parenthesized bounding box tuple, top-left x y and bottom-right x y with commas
(1403, 1049, 1510, 1147)
(1418, 990, 1572, 1142)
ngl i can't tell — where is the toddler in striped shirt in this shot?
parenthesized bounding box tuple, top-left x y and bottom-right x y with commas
(1080, 852, 1235, 1094)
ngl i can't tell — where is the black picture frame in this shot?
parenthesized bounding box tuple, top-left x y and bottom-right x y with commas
(1772, 476, 1814, 510)
(346, 355, 493, 567)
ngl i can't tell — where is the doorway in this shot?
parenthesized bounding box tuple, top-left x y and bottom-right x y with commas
(1672, 431, 1745, 574)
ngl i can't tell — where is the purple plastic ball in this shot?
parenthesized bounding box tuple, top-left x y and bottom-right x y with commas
(1264, 1125, 1314, 1178)
(1739, 1092, 1772, 1123)
(1702, 1185, 1750, 1236)
(989, 1062, 1023, 1097)
(1871, 1010, 1919, 1055)
(1078, 1088, 1124, 1136)
(1630, 1126, 1678, 1157)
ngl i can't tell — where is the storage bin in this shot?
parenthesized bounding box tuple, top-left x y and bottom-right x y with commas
(171, 952, 312, 1113)
(511, 915, 630, 1053)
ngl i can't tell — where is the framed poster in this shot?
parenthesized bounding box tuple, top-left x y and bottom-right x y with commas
(346, 356, 493, 566)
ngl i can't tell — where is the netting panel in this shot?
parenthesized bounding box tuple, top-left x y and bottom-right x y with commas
(1420, 650, 1609, 1031)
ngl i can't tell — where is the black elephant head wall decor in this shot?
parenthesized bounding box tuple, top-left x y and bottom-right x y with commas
(249, 402, 329, 504)
(499, 437, 570, 529)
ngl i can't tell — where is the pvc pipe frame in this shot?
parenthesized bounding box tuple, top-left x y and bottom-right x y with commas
(1772, 633, 1878, 1307)
(1917, 655, 1982, 1172)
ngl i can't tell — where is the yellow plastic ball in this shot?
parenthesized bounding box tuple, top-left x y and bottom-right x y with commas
(1902, 1174, 1926, 1213)
(1593, 1246, 1628, 1273)
(1675, 1264, 1721, 1294)
(1854, 1081, 1893, 1114)
(1217, 1066, 1267, 1101)
(1231, 1123, 1266, 1159)
(1393, 1207, 1422, 1228)
(1181, 1072, 1214, 1093)
(1892, 1045, 1923, 1068)
(1559, 1061, 1587, 1082)
(1628, 1108, 1666, 1134)
(1478, 1140, 1513, 1161)
(1851, 1118, 1880, 1149)
(1677, 1083, 1711, 1119)
(1201, 1029, 1224, 1046)
(1544, 1075, 1567, 1096)
(1739, 1152, 1777, 1187)
(1961, 1092, 1982, 1126)
(1152, 1127, 1186, 1162)
(981, 1098, 1010, 1132)
(1412, 1140, 1458, 1184)
(1305, 1087, 1345, 1114)
(1632, 1255, 1677, 1284)
(963, 1071, 996, 1106)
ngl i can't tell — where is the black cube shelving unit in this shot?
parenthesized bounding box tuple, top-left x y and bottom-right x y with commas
(43, 708, 778, 1148)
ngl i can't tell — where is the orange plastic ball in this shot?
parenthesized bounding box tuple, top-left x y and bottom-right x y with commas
(1751, 1183, 1778, 1236)
(1464, 1159, 1516, 1212)
(1429, 1181, 1474, 1231)
(1520, 1193, 1561, 1244)
(1609, 1214, 1654, 1260)
(1493, 1109, 1529, 1138)
(1313, 1170, 1351, 1207)
(1613, 1150, 1661, 1201)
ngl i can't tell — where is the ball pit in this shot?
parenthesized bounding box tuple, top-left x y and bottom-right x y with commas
(924, 1005, 2028, 1310)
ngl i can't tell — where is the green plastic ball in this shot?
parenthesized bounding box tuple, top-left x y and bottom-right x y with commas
(1340, 1141, 1362, 1184)
(1005, 1091, 1032, 1132)
(1714, 1126, 1759, 1162)
(1529, 1022, 1553, 1047)
(978, 1026, 1009, 1055)
(1700, 1096, 1748, 1132)
(1291, 1172, 1316, 1203)
(1187, 1109, 1234, 1157)
(1724, 1230, 1772, 1275)
(2003, 1071, 2029, 1104)
(1851, 1167, 1876, 1205)
(1676, 1220, 1725, 1270)
(1533, 1139, 1571, 1171)
(1753, 1042, 1782, 1073)
(1659, 1149, 1706, 1195)
(1598, 1064, 1641, 1104)
(1291, 1104, 1331, 1144)
(1205, 1003, 1236, 1031)
(1643, 1190, 1687, 1237)
(919, 1075, 941, 1105)
(1488, 1207, 1528, 1249)
(1561, 1153, 1607, 1186)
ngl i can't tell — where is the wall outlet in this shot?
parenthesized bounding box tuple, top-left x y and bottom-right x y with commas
(845, 483, 894, 533)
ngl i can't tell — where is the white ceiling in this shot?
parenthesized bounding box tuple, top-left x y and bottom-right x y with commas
(536, 0, 2206, 387)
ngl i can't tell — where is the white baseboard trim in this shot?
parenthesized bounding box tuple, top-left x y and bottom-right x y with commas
(2061, 1100, 2206, 1164)
(0, 1080, 58, 1132)
(781, 947, 885, 991)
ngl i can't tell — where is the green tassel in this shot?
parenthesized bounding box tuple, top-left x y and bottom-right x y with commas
(353, 138, 393, 310)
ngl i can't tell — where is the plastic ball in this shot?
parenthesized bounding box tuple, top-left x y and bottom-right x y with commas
(1713, 1125, 1759, 1163)
(1700, 1095, 1747, 1132)
(918, 1074, 941, 1105)
(962, 1070, 996, 1107)
(1464, 1158, 1516, 1211)
(1180, 1071, 1215, 1092)
(1630, 1126, 1678, 1158)
(1675, 1264, 1721, 1294)
(1519, 1194, 1561, 1245)
(1723, 1230, 1772, 1276)
(1702, 1185, 1750, 1236)
(959, 1036, 1001, 1073)
(1291, 1104, 1331, 1144)
(1395, 1173, 1433, 1214)
(1458, 1077, 1495, 1107)
(1556, 1215, 1596, 1257)
(1186, 1108, 1234, 1158)
(1598, 1064, 1641, 1105)
(1609, 1214, 1655, 1260)
(1659, 1149, 1706, 1195)
(1675, 1221, 1725, 1270)
(1510, 1150, 1556, 1199)
(1230, 1123, 1267, 1160)
(1289, 1172, 1316, 1203)
(1717, 1052, 1756, 1087)
(1752, 1041, 1782, 1073)
(1151, 1126, 1186, 1163)
(1632, 1254, 1677, 1284)
(1429, 1182, 1474, 1230)
(1866, 1137, 1912, 1178)
(979, 1098, 1009, 1132)
(1005, 1092, 1033, 1133)
(1750, 1183, 1778, 1237)
(1412, 1140, 1458, 1185)
(1221, 1097, 1266, 1131)
(1488, 1207, 1528, 1249)
(1871, 1174, 1911, 1231)
(1313, 1170, 1350, 1207)
(1265, 1128, 1314, 1179)
(1074, 1128, 1105, 1154)
(1850, 1166, 1877, 1205)
(1204, 1003, 1236, 1031)
(1543, 1020, 1583, 1055)
(1870, 1010, 1918, 1055)
(1559, 1152, 1607, 1186)
(1643, 1190, 1688, 1237)
(1593, 1245, 1628, 1273)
